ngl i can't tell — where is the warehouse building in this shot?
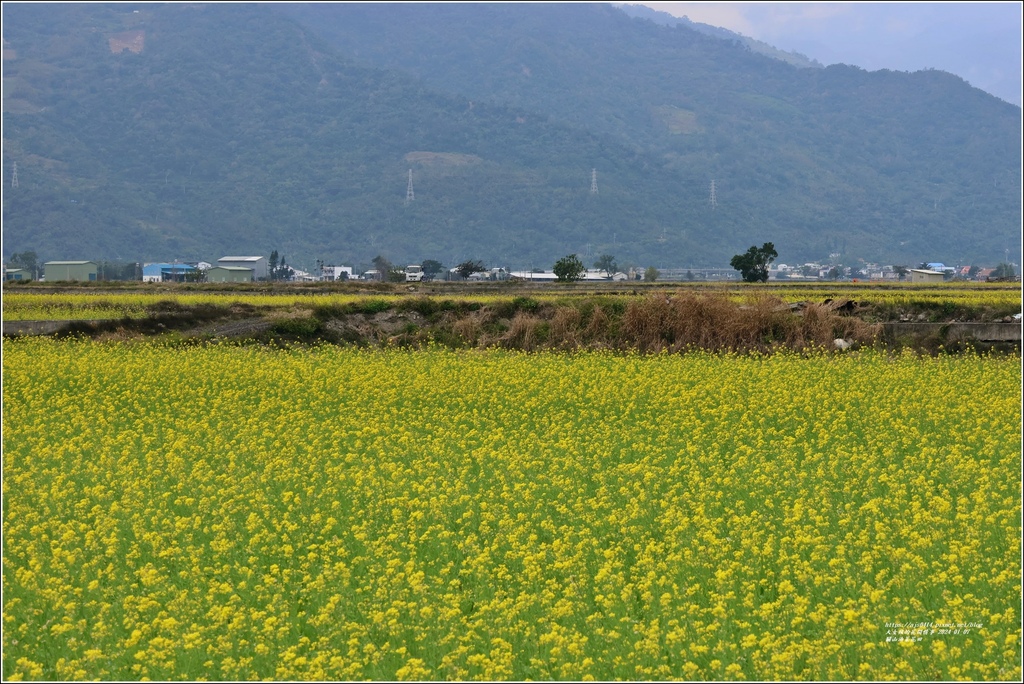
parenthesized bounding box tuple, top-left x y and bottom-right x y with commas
(44, 261, 98, 282)
(142, 263, 198, 283)
(217, 256, 267, 280)
(206, 266, 254, 283)
(909, 269, 945, 283)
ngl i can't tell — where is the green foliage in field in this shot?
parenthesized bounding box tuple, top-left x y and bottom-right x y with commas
(553, 254, 586, 282)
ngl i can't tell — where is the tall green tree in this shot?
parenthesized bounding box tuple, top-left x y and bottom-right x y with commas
(371, 255, 393, 281)
(730, 242, 778, 283)
(267, 250, 293, 280)
(593, 254, 617, 278)
(421, 259, 443, 281)
(553, 254, 585, 282)
(991, 262, 1017, 279)
(455, 260, 486, 280)
(8, 251, 39, 279)
(276, 255, 293, 281)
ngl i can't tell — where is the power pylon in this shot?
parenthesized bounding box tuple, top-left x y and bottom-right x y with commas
(709, 179, 717, 209)
(406, 169, 414, 202)
(590, 168, 598, 195)
(11, 162, 18, 188)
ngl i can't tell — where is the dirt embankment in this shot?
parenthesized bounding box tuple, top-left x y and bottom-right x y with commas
(5, 291, 1019, 355)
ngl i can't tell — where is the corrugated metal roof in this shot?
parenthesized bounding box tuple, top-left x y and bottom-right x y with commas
(44, 261, 96, 265)
(218, 256, 264, 262)
(143, 263, 196, 275)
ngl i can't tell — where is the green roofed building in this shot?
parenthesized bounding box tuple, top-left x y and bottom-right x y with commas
(206, 266, 254, 283)
(44, 261, 98, 282)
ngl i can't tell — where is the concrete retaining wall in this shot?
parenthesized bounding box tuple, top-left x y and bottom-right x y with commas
(882, 322, 1021, 342)
(2, 319, 123, 336)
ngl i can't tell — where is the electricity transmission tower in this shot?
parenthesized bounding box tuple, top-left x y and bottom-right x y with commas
(406, 169, 414, 202)
(709, 179, 717, 209)
(590, 168, 598, 195)
(11, 162, 18, 188)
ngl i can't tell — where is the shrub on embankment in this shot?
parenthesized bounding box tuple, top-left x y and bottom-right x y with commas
(418, 293, 880, 353)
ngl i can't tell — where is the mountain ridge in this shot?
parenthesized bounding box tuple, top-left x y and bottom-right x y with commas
(2, 3, 1020, 271)
(614, 3, 823, 70)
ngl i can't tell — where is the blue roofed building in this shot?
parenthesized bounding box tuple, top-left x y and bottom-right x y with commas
(142, 263, 197, 282)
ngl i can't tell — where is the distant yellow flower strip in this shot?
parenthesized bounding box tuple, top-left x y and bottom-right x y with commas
(0, 293, 402, 321)
(3, 282, 1020, 321)
(2, 341, 1020, 680)
(758, 282, 1021, 308)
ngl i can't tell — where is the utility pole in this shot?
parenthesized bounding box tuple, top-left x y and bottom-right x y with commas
(709, 179, 717, 210)
(590, 168, 598, 195)
(11, 162, 18, 188)
(406, 169, 414, 203)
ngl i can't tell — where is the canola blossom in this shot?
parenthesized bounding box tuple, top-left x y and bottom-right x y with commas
(3, 281, 1019, 321)
(2, 339, 1020, 680)
(1, 293, 403, 321)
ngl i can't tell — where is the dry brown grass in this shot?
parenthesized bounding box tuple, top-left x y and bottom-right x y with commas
(451, 313, 482, 346)
(619, 293, 879, 353)
(442, 293, 880, 353)
(548, 307, 582, 349)
(582, 305, 610, 343)
(502, 312, 545, 351)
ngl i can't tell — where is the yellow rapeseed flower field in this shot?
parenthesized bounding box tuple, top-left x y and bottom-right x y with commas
(1, 293, 404, 321)
(3, 281, 1019, 321)
(2, 339, 1020, 680)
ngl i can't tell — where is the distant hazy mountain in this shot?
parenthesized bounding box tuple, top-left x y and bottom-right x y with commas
(1, 4, 694, 268)
(2, 3, 1019, 270)
(278, 3, 1022, 266)
(615, 3, 823, 70)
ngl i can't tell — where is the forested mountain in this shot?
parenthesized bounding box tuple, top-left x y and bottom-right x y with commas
(2, 3, 1020, 270)
(279, 3, 1022, 266)
(614, 3, 823, 69)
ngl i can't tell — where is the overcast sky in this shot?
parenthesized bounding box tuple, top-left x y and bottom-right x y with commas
(628, 2, 1022, 106)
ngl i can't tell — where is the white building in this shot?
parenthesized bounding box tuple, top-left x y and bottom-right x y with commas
(218, 256, 267, 280)
(321, 265, 354, 281)
(507, 269, 629, 282)
(509, 270, 558, 282)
